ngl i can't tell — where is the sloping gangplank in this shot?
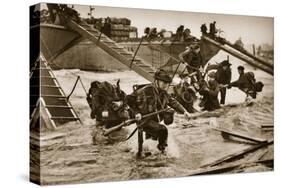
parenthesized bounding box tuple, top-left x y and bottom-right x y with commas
(201, 36, 273, 75)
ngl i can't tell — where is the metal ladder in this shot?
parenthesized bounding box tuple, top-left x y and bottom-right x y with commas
(30, 53, 80, 130)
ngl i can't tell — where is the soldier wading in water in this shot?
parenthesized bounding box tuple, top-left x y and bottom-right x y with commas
(127, 69, 190, 157)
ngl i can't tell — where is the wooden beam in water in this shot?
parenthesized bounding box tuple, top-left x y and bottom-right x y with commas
(214, 128, 267, 143)
(201, 139, 273, 168)
(187, 159, 273, 176)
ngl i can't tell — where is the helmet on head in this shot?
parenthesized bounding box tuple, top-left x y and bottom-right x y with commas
(190, 43, 200, 50)
(208, 71, 216, 78)
(255, 81, 264, 92)
(237, 66, 245, 71)
(221, 60, 231, 67)
(154, 69, 172, 83)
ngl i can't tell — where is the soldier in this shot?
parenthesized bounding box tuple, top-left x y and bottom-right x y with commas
(199, 72, 220, 111)
(179, 44, 204, 84)
(127, 69, 190, 155)
(200, 23, 208, 35)
(173, 74, 198, 113)
(209, 21, 217, 38)
(207, 60, 232, 104)
(228, 66, 264, 99)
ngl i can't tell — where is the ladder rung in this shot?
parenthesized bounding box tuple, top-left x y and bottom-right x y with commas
(30, 85, 60, 88)
(102, 40, 114, 44)
(45, 105, 73, 109)
(120, 52, 133, 55)
(88, 29, 99, 33)
(41, 76, 55, 79)
(34, 68, 50, 70)
(112, 46, 124, 49)
(138, 64, 151, 67)
(51, 116, 79, 120)
(31, 95, 66, 98)
(129, 58, 141, 62)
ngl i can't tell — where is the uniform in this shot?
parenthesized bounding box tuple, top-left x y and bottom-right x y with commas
(179, 46, 203, 84)
(173, 82, 197, 113)
(207, 60, 232, 104)
(229, 72, 257, 98)
(200, 74, 220, 111)
(128, 83, 186, 151)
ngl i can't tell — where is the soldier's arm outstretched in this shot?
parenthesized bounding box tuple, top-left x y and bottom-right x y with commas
(167, 94, 190, 118)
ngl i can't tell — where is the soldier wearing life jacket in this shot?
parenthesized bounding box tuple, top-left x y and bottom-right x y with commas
(126, 69, 189, 154)
(228, 66, 264, 99)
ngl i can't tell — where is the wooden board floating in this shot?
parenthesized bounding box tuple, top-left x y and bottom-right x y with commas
(201, 139, 273, 168)
(187, 159, 273, 176)
(214, 128, 267, 143)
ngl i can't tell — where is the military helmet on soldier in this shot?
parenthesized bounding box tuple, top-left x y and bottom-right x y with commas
(237, 65, 245, 71)
(221, 60, 231, 67)
(208, 71, 216, 78)
(154, 69, 172, 83)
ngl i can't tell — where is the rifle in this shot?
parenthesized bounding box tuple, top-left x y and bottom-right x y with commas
(103, 108, 171, 136)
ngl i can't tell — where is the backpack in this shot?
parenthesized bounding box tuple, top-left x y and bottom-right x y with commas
(87, 80, 127, 121)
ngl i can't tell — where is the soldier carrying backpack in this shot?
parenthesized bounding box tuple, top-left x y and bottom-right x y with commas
(227, 66, 264, 99)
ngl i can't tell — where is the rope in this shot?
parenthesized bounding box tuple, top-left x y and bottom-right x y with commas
(66, 76, 88, 101)
(40, 36, 89, 98)
(130, 36, 144, 69)
(66, 76, 80, 100)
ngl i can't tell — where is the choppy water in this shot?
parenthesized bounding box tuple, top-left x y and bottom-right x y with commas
(30, 53, 274, 185)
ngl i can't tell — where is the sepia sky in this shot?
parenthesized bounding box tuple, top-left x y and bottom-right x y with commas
(55, 4, 274, 46)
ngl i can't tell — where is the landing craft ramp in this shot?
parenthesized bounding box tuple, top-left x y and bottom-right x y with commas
(58, 14, 157, 82)
(201, 35, 273, 75)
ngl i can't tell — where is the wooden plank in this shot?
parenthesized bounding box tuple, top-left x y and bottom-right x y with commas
(45, 105, 73, 109)
(40, 98, 57, 130)
(41, 95, 66, 98)
(187, 159, 273, 176)
(51, 116, 79, 120)
(30, 132, 66, 141)
(202, 36, 273, 75)
(214, 128, 267, 143)
(201, 139, 274, 168)
(30, 85, 60, 88)
(261, 124, 274, 128)
(223, 40, 272, 68)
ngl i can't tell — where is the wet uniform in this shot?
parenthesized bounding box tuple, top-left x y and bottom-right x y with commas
(128, 83, 186, 149)
(200, 79, 220, 111)
(180, 48, 203, 84)
(229, 72, 257, 98)
(207, 62, 232, 104)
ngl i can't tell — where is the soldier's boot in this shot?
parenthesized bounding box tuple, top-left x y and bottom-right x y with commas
(157, 143, 168, 154)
